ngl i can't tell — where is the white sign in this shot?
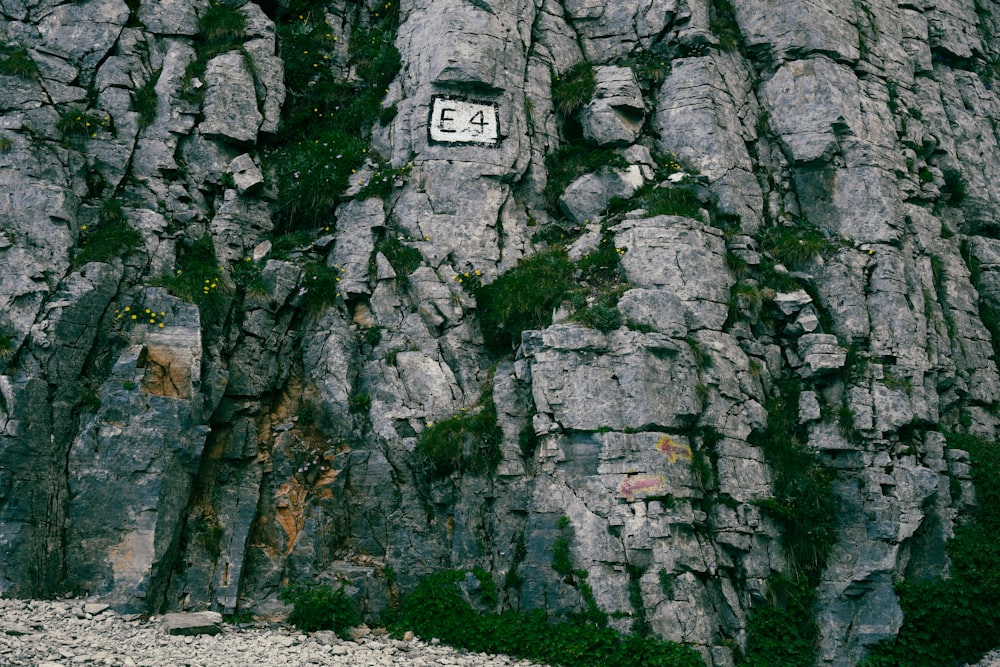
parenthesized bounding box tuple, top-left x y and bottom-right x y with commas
(429, 96, 500, 146)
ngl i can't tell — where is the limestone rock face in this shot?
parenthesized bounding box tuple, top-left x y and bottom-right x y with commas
(2, 1, 1000, 666)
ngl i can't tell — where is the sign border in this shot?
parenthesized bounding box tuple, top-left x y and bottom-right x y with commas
(427, 94, 502, 148)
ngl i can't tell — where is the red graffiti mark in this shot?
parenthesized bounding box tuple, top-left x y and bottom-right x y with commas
(619, 475, 666, 500)
(656, 435, 692, 463)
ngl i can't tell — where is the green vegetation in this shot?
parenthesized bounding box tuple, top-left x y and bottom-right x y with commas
(195, 514, 224, 559)
(476, 232, 630, 352)
(941, 167, 967, 205)
(476, 250, 575, 353)
(0, 136, 12, 153)
(197, 1, 247, 57)
(606, 182, 703, 219)
(133, 70, 160, 129)
(860, 432, 1000, 666)
(622, 43, 672, 88)
(709, 0, 741, 52)
(57, 109, 110, 138)
(740, 379, 837, 667)
(0, 42, 38, 79)
(373, 232, 423, 281)
(551, 516, 605, 626)
(266, 0, 401, 232)
(0, 332, 14, 362)
(357, 159, 413, 201)
(348, 392, 371, 415)
(395, 570, 704, 667)
(74, 198, 142, 265)
(280, 583, 360, 637)
(298, 260, 343, 314)
(551, 62, 596, 116)
(164, 234, 231, 325)
(760, 223, 840, 270)
(415, 383, 502, 478)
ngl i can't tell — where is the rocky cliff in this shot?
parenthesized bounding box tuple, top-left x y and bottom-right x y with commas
(2, 0, 1000, 664)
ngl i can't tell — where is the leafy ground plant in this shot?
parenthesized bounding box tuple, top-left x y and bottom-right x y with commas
(394, 571, 704, 667)
(280, 583, 360, 637)
(551, 62, 595, 116)
(543, 145, 627, 214)
(164, 234, 231, 325)
(415, 383, 502, 477)
(57, 110, 110, 138)
(0, 42, 38, 79)
(740, 379, 837, 667)
(475, 249, 576, 354)
(197, 1, 247, 57)
(74, 199, 142, 265)
(759, 223, 839, 270)
(266, 0, 401, 232)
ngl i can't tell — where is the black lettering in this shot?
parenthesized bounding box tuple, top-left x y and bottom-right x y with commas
(438, 107, 457, 132)
(469, 109, 488, 129)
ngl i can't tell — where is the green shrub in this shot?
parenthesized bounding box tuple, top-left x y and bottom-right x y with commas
(57, 109, 110, 137)
(133, 71, 160, 129)
(415, 384, 502, 477)
(740, 577, 818, 667)
(280, 583, 360, 636)
(197, 2, 247, 55)
(0, 333, 14, 362)
(574, 304, 622, 332)
(374, 233, 422, 280)
(941, 167, 966, 205)
(606, 183, 703, 219)
(551, 62, 595, 116)
(859, 432, 1000, 666)
(709, 0, 741, 52)
(267, 0, 400, 232)
(623, 45, 672, 88)
(475, 250, 576, 353)
(75, 199, 142, 265)
(348, 392, 371, 414)
(357, 160, 413, 201)
(298, 260, 342, 314)
(396, 571, 704, 667)
(164, 234, 231, 325)
(0, 43, 38, 79)
(0, 136, 12, 153)
(760, 224, 838, 270)
(195, 515, 224, 559)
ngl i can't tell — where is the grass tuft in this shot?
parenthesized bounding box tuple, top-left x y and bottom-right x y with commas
(551, 62, 595, 116)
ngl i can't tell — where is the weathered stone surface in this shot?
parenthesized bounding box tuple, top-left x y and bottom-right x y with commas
(580, 66, 644, 146)
(160, 611, 222, 636)
(3, 0, 1000, 664)
(615, 216, 731, 330)
(200, 52, 263, 144)
(558, 166, 644, 225)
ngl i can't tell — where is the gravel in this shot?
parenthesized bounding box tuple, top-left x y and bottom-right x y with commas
(0, 598, 547, 667)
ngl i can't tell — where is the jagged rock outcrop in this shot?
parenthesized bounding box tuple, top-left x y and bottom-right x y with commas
(3, 0, 1000, 665)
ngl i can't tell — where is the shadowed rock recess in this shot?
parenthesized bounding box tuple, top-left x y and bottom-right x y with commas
(3, 0, 1000, 664)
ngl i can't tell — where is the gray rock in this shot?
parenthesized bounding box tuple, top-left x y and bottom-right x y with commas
(797, 334, 847, 377)
(615, 216, 731, 330)
(229, 154, 264, 195)
(160, 611, 223, 636)
(580, 66, 644, 146)
(558, 165, 645, 225)
(200, 51, 263, 144)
